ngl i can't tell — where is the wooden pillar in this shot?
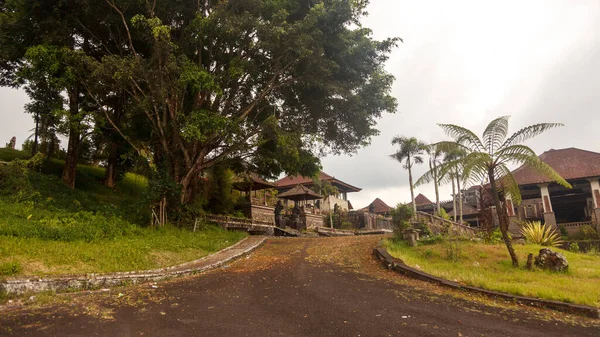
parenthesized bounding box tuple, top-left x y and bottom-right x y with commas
(505, 192, 520, 235)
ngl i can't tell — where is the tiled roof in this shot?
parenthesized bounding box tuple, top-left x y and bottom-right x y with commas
(448, 204, 480, 216)
(414, 193, 433, 205)
(361, 198, 392, 214)
(512, 148, 600, 185)
(275, 171, 362, 192)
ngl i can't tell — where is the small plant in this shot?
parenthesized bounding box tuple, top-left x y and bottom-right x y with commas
(438, 208, 450, 220)
(444, 238, 463, 262)
(558, 225, 568, 238)
(0, 261, 22, 276)
(520, 221, 563, 247)
(579, 225, 598, 240)
(420, 234, 444, 245)
(568, 242, 580, 253)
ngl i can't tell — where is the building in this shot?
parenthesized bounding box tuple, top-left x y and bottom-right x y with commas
(360, 198, 393, 216)
(275, 171, 362, 212)
(507, 147, 600, 235)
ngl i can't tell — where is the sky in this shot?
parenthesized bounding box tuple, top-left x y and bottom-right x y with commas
(1, 0, 600, 209)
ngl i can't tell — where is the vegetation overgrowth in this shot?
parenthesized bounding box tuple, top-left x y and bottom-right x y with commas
(0, 150, 247, 276)
(385, 239, 600, 307)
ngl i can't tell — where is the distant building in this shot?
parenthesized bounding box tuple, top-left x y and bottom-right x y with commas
(360, 198, 393, 216)
(275, 171, 361, 212)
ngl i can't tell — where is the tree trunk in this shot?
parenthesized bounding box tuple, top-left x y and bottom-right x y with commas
(32, 111, 39, 156)
(433, 159, 440, 214)
(104, 141, 119, 188)
(451, 176, 456, 222)
(457, 175, 463, 223)
(408, 159, 416, 214)
(489, 170, 519, 267)
(61, 85, 81, 189)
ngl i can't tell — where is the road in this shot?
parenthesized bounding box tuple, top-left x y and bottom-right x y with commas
(1, 236, 598, 336)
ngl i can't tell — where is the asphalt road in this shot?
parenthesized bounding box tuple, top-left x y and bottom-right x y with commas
(1, 236, 598, 336)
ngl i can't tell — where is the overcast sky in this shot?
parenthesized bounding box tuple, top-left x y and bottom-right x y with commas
(1, 0, 600, 209)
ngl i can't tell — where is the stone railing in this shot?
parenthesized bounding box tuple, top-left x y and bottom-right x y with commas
(414, 211, 477, 237)
(559, 221, 597, 236)
(203, 214, 274, 233)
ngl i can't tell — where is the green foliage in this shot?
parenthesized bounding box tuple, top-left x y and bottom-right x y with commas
(413, 220, 432, 237)
(390, 203, 414, 232)
(568, 242, 580, 253)
(438, 208, 450, 220)
(207, 164, 237, 215)
(419, 234, 444, 246)
(0, 148, 31, 162)
(444, 239, 463, 262)
(0, 261, 22, 276)
(520, 221, 563, 247)
(579, 225, 598, 240)
(558, 225, 568, 238)
(478, 227, 505, 245)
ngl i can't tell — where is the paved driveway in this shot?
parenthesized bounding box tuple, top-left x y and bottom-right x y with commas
(1, 236, 598, 336)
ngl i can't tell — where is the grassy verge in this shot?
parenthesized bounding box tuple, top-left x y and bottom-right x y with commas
(384, 239, 600, 307)
(0, 225, 246, 276)
(0, 149, 247, 277)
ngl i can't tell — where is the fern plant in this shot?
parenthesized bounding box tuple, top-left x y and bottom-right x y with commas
(520, 221, 563, 247)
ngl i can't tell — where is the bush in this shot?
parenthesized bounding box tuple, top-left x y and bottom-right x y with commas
(419, 234, 444, 245)
(520, 221, 563, 247)
(438, 208, 450, 220)
(568, 242, 580, 253)
(390, 203, 413, 232)
(558, 225, 568, 238)
(579, 225, 598, 240)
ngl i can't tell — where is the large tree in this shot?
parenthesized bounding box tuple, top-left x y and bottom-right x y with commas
(389, 136, 428, 213)
(435, 116, 570, 267)
(83, 0, 398, 204)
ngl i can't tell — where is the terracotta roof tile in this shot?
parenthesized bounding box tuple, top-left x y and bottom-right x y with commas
(414, 193, 433, 205)
(275, 171, 361, 192)
(360, 198, 392, 214)
(512, 148, 600, 185)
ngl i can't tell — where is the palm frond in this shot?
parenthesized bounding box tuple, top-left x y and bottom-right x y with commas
(461, 152, 492, 187)
(415, 168, 436, 187)
(495, 144, 538, 166)
(413, 156, 424, 164)
(438, 124, 485, 152)
(482, 116, 510, 154)
(496, 165, 522, 205)
(503, 153, 572, 189)
(499, 123, 564, 150)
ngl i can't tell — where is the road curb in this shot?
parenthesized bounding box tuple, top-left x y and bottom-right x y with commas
(373, 247, 600, 319)
(1, 236, 266, 296)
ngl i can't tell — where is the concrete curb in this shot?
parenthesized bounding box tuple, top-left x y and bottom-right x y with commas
(1, 236, 266, 296)
(373, 247, 600, 319)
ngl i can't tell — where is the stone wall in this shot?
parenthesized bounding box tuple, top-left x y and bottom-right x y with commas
(347, 211, 392, 230)
(301, 213, 324, 229)
(251, 205, 275, 224)
(414, 211, 477, 237)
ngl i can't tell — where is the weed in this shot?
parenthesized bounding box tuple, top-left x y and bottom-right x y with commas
(568, 242, 580, 253)
(0, 261, 22, 276)
(444, 239, 463, 262)
(520, 221, 563, 247)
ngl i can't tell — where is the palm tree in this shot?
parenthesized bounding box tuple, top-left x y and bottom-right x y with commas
(390, 136, 428, 213)
(417, 147, 466, 221)
(436, 116, 571, 267)
(425, 144, 443, 214)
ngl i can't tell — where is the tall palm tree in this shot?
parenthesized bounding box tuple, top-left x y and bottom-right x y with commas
(417, 147, 466, 221)
(436, 116, 570, 267)
(426, 144, 443, 214)
(390, 136, 428, 213)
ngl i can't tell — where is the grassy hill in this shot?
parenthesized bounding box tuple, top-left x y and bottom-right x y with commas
(0, 149, 246, 278)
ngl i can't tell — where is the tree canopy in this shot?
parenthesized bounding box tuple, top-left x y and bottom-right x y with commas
(1, 0, 399, 207)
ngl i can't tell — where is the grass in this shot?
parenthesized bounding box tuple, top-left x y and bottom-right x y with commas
(0, 149, 247, 276)
(385, 239, 600, 307)
(0, 225, 246, 276)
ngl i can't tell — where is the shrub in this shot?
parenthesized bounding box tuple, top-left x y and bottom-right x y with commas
(390, 203, 413, 233)
(438, 208, 450, 220)
(520, 221, 563, 247)
(419, 234, 444, 245)
(568, 242, 580, 253)
(558, 225, 568, 238)
(579, 225, 598, 240)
